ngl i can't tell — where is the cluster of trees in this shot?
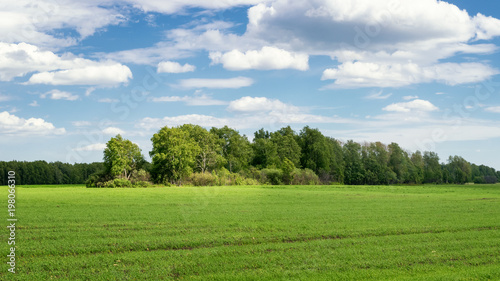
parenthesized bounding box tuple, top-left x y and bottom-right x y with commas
(90, 124, 500, 187)
(0, 161, 103, 185)
(3, 125, 499, 187)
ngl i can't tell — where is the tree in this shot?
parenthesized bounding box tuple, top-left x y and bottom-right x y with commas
(271, 126, 302, 168)
(298, 126, 332, 176)
(446, 156, 471, 184)
(423, 151, 442, 183)
(362, 142, 392, 185)
(388, 143, 410, 184)
(150, 127, 200, 184)
(210, 126, 252, 173)
(104, 135, 144, 180)
(343, 140, 365, 185)
(409, 151, 424, 184)
(252, 128, 279, 169)
(179, 124, 223, 173)
(281, 157, 295, 185)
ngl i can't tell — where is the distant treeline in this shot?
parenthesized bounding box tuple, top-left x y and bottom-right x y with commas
(0, 161, 104, 185)
(93, 124, 500, 187)
(2, 125, 500, 187)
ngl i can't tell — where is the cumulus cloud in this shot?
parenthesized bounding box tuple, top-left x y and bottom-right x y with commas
(383, 99, 439, 113)
(0, 1, 125, 48)
(0, 111, 65, 135)
(322, 62, 498, 88)
(102, 127, 125, 135)
(157, 61, 196, 73)
(139, 96, 349, 132)
(0, 42, 132, 86)
(73, 143, 106, 152)
(227, 96, 300, 113)
(27, 63, 133, 86)
(210, 46, 309, 71)
(175, 76, 254, 89)
(243, 0, 500, 88)
(41, 89, 79, 101)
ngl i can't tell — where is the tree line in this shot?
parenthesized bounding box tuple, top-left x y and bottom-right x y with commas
(87, 124, 500, 187)
(2, 125, 498, 186)
(0, 161, 103, 185)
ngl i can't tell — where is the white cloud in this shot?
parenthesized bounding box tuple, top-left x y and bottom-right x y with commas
(139, 96, 349, 132)
(138, 115, 231, 131)
(98, 98, 120, 103)
(210, 46, 309, 71)
(72, 121, 91, 127)
(365, 90, 392, 100)
(150, 93, 227, 106)
(27, 63, 133, 86)
(157, 61, 196, 73)
(0, 1, 125, 48)
(322, 62, 498, 88)
(41, 89, 79, 101)
(102, 127, 125, 135)
(175, 76, 254, 89)
(85, 87, 96, 96)
(0, 42, 132, 86)
(74, 143, 106, 152)
(29, 101, 40, 107)
(485, 106, 500, 113)
(124, 0, 263, 13)
(0, 94, 12, 102)
(227, 96, 300, 113)
(244, 0, 500, 88)
(0, 111, 65, 135)
(383, 99, 439, 113)
(403, 96, 419, 100)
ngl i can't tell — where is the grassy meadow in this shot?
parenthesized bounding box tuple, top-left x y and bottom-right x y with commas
(1, 184, 500, 280)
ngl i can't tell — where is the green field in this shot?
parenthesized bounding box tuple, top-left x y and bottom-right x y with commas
(2, 184, 500, 280)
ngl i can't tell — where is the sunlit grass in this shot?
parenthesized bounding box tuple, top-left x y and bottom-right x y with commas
(2, 184, 499, 280)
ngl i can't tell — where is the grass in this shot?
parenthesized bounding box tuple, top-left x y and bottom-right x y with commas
(1, 184, 500, 280)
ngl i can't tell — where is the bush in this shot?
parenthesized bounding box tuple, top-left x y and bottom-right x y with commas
(133, 181, 152, 188)
(261, 168, 283, 185)
(190, 172, 218, 186)
(114, 178, 132, 188)
(131, 169, 151, 183)
(291, 168, 320, 185)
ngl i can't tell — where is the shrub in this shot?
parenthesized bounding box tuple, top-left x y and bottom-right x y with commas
(291, 168, 320, 185)
(133, 181, 152, 188)
(114, 178, 132, 188)
(131, 169, 151, 183)
(190, 172, 218, 186)
(261, 168, 283, 185)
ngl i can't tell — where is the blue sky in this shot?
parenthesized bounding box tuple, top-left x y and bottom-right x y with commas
(1, 0, 500, 169)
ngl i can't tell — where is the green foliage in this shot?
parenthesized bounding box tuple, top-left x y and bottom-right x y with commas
(103, 134, 144, 180)
(423, 151, 443, 183)
(343, 140, 365, 185)
(291, 168, 320, 185)
(446, 155, 472, 184)
(261, 168, 284, 185)
(0, 161, 104, 185)
(190, 172, 218, 186)
(281, 157, 295, 184)
(150, 126, 201, 185)
(211, 126, 252, 173)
